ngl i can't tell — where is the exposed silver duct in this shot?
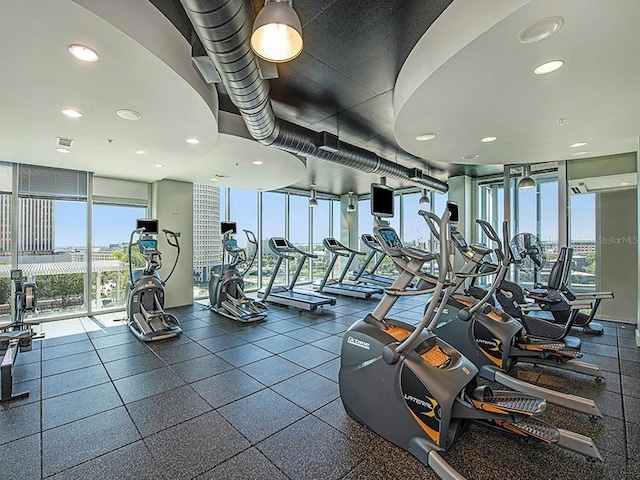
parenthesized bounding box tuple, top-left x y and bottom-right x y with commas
(180, 0, 448, 193)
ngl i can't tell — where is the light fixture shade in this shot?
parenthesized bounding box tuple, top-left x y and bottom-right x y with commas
(419, 189, 430, 204)
(518, 165, 536, 189)
(518, 177, 536, 189)
(309, 188, 318, 207)
(251, 1, 303, 63)
(347, 203, 356, 212)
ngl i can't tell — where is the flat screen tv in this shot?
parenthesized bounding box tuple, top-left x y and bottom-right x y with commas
(221, 221, 237, 235)
(371, 183, 394, 218)
(136, 218, 159, 235)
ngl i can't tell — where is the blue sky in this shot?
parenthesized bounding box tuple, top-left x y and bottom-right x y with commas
(53, 186, 597, 248)
(55, 201, 147, 247)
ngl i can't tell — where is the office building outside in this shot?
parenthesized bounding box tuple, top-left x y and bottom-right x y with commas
(193, 184, 221, 283)
(0, 194, 54, 254)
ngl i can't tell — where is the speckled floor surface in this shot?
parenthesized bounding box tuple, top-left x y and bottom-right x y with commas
(1, 294, 639, 479)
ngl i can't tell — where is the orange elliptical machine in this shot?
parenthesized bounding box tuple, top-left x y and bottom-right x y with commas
(339, 183, 602, 480)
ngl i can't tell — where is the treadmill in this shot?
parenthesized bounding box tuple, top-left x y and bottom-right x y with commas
(316, 238, 383, 298)
(349, 233, 397, 288)
(258, 237, 336, 311)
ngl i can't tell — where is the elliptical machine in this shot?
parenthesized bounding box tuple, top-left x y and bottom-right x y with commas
(1, 269, 43, 402)
(126, 219, 182, 342)
(339, 185, 602, 480)
(209, 222, 267, 322)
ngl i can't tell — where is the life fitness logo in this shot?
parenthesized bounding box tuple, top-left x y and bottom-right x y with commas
(347, 336, 370, 350)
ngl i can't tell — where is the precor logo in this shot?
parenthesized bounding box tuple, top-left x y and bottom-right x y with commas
(347, 336, 370, 350)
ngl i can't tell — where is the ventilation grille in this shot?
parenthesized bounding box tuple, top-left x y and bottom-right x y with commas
(56, 137, 74, 148)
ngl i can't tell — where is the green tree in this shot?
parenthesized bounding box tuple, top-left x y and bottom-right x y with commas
(585, 252, 596, 275)
(0, 277, 10, 305)
(38, 273, 84, 309)
(112, 246, 146, 268)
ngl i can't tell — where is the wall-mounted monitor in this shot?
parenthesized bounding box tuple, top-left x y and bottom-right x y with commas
(221, 221, 237, 235)
(371, 183, 394, 218)
(136, 218, 159, 235)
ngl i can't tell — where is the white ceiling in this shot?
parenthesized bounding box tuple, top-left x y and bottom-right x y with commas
(394, 0, 640, 166)
(0, 0, 305, 191)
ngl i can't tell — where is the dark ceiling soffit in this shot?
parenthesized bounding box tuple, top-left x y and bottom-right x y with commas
(178, 0, 448, 193)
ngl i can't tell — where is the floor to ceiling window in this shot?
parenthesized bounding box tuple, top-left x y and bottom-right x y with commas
(261, 192, 287, 287)
(569, 192, 596, 292)
(0, 163, 12, 323)
(229, 188, 258, 290)
(312, 198, 331, 281)
(17, 165, 88, 319)
(289, 193, 310, 284)
(92, 203, 147, 311)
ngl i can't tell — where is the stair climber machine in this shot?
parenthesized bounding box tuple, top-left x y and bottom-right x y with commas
(126, 219, 182, 342)
(418, 209, 604, 418)
(315, 238, 383, 298)
(0, 269, 43, 402)
(258, 237, 336, 311)
(339, 184, 602, 480)
(349, 233, 397, 287)
(501, 234, 610, 336)
(209, 222, 268, 322)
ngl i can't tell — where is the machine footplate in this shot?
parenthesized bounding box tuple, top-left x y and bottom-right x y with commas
(518, 342, 566, 351)
(471, 386, 546, 416)
(510, 417, 560, 443)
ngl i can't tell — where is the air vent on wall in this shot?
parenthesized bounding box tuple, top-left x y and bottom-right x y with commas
(56, 137, 74, 148)
(213, 174, 229, 178)
(570, 182, 588, 194)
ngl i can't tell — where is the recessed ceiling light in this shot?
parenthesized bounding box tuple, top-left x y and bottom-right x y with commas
(571, 151, 593, 156)
(620, 182, 630, 186)
(117, 109, 142, 121)
(518, 17, 564, 44)
(61, 109, 83, 118)
(186, 138, 200, 144)
(462, 154, 479, 160)
(481, 136, 497, 143)
(55, 148, 70, 154)
(154, 163, 164, 168)
(570, 142, 587, 148)
(534, 60, 564, 75)
(252, 160, 264, 165)
(68, 44, 99, 62)
(135, 150, 146, 154)
(209, 177, 219, 181)
(416, 133, 437, 141)
(557, 118, 567, 125)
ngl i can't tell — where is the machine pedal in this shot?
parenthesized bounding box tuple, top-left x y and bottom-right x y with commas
(471, 386, 546, 416)
(510, 417, 560, 443)
(517, 342, 565, 351)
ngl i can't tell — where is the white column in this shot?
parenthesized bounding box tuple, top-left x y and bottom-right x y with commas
(636, 141, 640, 346)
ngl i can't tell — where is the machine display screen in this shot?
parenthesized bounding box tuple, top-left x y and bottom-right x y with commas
(137, 218, 159, 235)
(10, 269, 22, 279)
(447, 201, 459, 223)
(378, 228, 402, 249)
(139, 239, 157, 252)
(326, 238, 339, 246)
(221, 221, 237, 234)
(362, 234, 375, 242)
(273, 238, 288, 248)
(371, 183, 394, 218)
(451, 229, 468, 249)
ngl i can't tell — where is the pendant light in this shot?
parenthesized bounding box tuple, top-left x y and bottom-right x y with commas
(518, 165, 536, 189)
(309, 183, 318, 207)
(251, 0, 303, 63)
(419, 189, 430, 204)
(347, 192, 356, 212)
